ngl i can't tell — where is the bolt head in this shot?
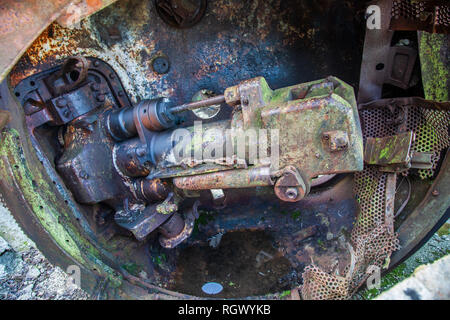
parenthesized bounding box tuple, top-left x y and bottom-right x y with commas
(56, 98, 67, 108)
(152, 56, 170, 74)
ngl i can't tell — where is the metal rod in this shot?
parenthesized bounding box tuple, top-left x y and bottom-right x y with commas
(169, 94, 225, 114)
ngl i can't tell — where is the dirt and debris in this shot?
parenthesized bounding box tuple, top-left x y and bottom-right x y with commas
(0, 202, 88, 300)
(0, 241, 89, 300)
(0, 247, 89, 300)
(169, 231, 296, 298)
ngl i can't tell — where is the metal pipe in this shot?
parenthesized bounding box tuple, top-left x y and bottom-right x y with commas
(173, 166, 273, 190)
(169, 94, 225, 114)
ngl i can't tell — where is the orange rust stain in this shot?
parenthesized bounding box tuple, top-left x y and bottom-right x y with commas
(87, 0, 102, 9)
(9, 22, 86, 87)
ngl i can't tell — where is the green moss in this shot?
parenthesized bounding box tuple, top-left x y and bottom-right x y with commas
(291, 210, 301, 221)
(317, 239, 326, 250)
(153, 253, 167, 265)
(122, 263, 141, 276)
(437, 223, 450, 237)
(360, 264, 407, 300)
(419, 32, 449, 102)
(0, 129, 122, 287)
(280, 290, 291, 298)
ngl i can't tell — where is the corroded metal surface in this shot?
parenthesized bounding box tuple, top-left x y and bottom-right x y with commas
(358, 0, 394, 103)
(173, 166, 274, 190)
(0, 0, 73, 82)
(364, 131, 414, 167)
(2, 0, 448, 301)
(10, 0, 367, 116)
(259, 77, 364, 178)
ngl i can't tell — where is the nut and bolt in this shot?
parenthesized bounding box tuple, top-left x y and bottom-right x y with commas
(152, 56, 170, 74)
(56, 98, 67, 108)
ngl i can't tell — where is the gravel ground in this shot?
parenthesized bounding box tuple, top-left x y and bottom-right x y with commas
(0, 201, 89, 300)
(0, 235, 88, 300)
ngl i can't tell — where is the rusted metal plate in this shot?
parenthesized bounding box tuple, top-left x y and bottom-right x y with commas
(10, 0, 367, 119)
(364, 131, 414, 166)
(259, 77, 364, 178)
(0, 0, 73, 82)
(358, 0, 394, 103)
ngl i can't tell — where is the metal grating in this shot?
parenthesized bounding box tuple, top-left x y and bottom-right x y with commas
(390, 0, 450, 34)
(301, 104, 449, 300)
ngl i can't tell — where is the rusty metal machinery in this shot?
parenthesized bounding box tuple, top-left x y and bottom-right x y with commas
(15, 55, 364, 248)
(1, 0, 449, 301)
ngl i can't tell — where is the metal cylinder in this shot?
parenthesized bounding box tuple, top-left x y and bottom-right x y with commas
(137, 98, 175, 132)
(173, 166, 273, 190)
(106, 98, 176, 141)
(106, 107, 136, 141)
(114, 138, 151, 177)
(134, 178, 169, 202)
(159, 213, 185, 239)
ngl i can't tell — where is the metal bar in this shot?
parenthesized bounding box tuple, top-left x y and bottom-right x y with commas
(385, 173, 397, 234)
(173, 166, 273, 190)
(169, 94, 226, 114)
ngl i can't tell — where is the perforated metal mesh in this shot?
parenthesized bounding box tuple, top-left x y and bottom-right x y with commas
(436, 5, 450, 27)
(407, 107, 450, 178)
(301, 104, 449, 300)
(301, 265, 350, 300)
(390, 0, 450, 33)
(392, 0, 425, 20)
(360, 105, 450, 179)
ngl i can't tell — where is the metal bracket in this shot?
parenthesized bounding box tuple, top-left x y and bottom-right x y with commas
(364, 131, 433, 172)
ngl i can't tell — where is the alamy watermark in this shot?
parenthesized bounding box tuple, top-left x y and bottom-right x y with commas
(171, 121, 280, 171)
(66, 265, 81, 288)
(366, 265, 381, 290)
(366, 5, 381, 30)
